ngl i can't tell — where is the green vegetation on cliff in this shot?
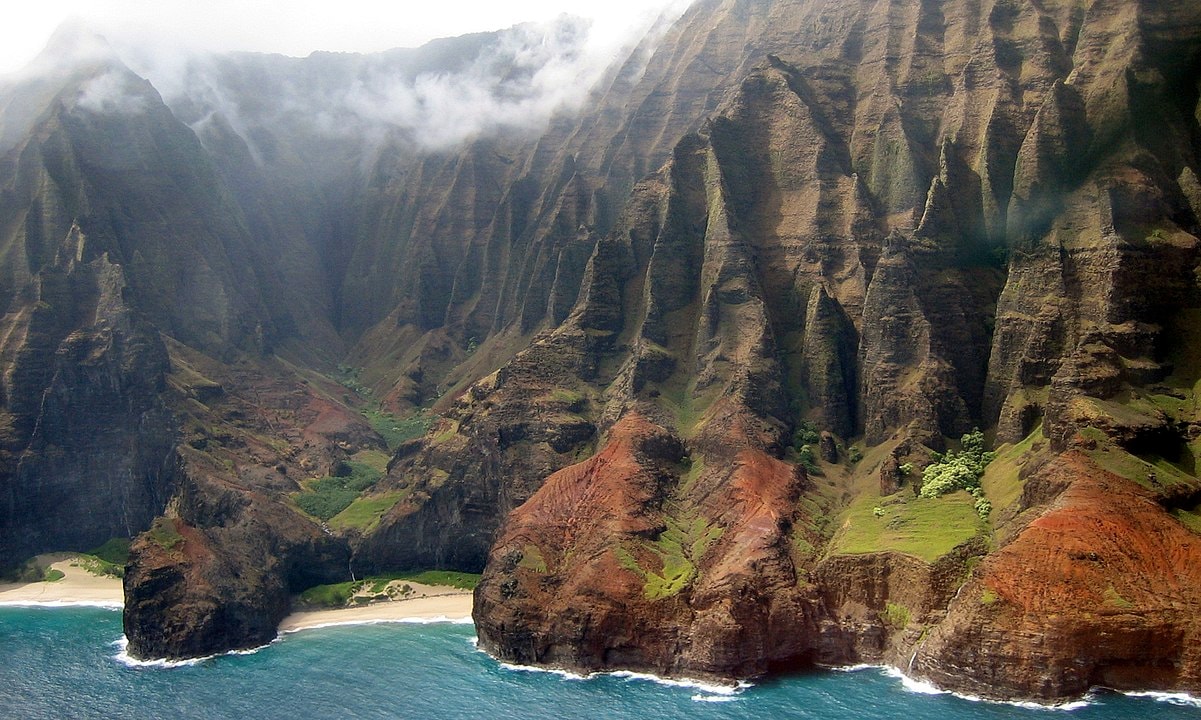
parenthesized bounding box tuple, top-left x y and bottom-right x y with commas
(1078, 427, 1197, 493)
(362, 410, 431, 450)
(294, 480, 360, 521)
(396, 570, 480, 589)
(830, 490, 981, 563)
(86, 538, 132, 566)
(72, 554, 125, 579)
(294, 460, 385, 522)
(617, 512, 723, 600)
(980, 425, 1047, 520)
(148, 518, 183, 551)
(329, 492, 407, 532)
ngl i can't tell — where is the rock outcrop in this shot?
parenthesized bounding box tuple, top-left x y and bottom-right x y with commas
(913, 449, 1201, 699)
(475, 414, 821, 678)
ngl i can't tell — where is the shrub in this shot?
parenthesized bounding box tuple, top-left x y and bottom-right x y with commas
(43, 568, 65, 582)
(880, 602, 910, 629)
(974, 496, 992, 519)
(797, 444, 821, 475)
(918, 430, 996, 513)
(793, 420, 821, 448)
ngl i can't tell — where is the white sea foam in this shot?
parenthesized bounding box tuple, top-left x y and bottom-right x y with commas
(881, 667, 1092, 711)
(110, 635, 273, 669)
(607, 670, 748, 696)
(0, 599, 122, 610)
(498, 662, 591, 680)
(1123, 690, 1201, 708)
(494, 659, 749, 701)
(824, 662, 882, 673)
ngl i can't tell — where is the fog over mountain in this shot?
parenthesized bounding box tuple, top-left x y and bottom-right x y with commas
(6, 2, 694, 151)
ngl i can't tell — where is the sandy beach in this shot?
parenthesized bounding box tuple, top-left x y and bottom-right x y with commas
(0, 554, 123, 606)
(0, 560, 473, 631)
(279, 592, 474, 632)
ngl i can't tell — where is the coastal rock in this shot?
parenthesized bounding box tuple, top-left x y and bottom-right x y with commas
(124, 466, 349, 660)
(913, 451, 1201, 700)
(475, 414, 821, 679)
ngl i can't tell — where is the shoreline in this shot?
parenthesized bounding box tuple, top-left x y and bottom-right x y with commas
(279, 591, 473, 632)
(1, 569, 1196, 709)
(0, 560, 473, 633)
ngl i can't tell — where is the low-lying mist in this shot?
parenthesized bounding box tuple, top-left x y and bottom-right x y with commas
(49, 1, 695, 158)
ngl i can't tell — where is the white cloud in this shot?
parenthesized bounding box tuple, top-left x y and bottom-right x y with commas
(75, 69, 149, 115)
(0, 1, 692, 76)
(1, 1, 695, 148)
(330, 13, 668, 149)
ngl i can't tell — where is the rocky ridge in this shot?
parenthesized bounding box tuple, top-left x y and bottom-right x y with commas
(0, 0, 1199, 705)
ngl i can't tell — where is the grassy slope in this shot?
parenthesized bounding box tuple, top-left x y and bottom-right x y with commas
(825, 438, 983, 563)
(829, 489, 982, 563)
(980, 423, 1048, 521)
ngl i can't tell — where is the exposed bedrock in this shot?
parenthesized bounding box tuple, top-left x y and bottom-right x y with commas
(124, 468, 349, 659)
(0, 227, 177, 567)
(472, 0, 1201, 703)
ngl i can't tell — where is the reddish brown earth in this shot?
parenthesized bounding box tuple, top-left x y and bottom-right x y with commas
(475, 413, 821, 680)
(915, 450, 1201, 700)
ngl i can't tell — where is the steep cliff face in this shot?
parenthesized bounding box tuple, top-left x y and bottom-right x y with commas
(471, 0, 1201, 703)
(475, 414, 821, 678)
(0, 226, 176, 564)
(914, 449, 1201, 699)
(124, 465, 350, 659)
(3, 0, 1201, 703)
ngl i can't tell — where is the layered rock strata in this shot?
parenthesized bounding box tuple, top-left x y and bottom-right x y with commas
(0, 0, 1199, 703)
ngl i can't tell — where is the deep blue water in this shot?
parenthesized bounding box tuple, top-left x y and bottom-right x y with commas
(0, 606, 1197, 719)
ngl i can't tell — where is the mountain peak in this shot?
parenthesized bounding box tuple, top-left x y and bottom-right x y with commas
(20, 20, 118, 78)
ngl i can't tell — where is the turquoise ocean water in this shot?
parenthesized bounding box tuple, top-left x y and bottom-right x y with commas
(1, 605, 1197, 719)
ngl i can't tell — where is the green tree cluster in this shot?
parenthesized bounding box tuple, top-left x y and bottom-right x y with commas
(918, 429, 996, 519)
